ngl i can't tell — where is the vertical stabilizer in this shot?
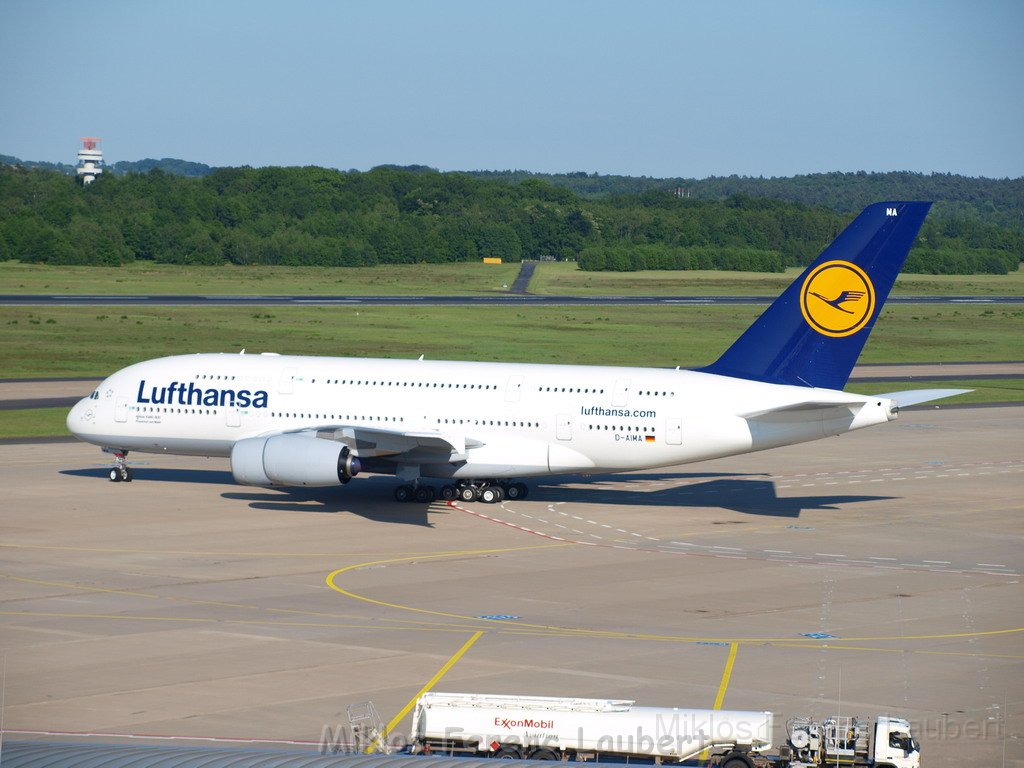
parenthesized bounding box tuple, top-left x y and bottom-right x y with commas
(699, 201, 931, 390)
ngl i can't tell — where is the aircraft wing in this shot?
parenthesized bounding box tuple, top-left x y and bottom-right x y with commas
(285, 424, 484, 463)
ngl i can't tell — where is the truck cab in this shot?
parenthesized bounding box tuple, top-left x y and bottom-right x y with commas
(871, 716, 920, 768)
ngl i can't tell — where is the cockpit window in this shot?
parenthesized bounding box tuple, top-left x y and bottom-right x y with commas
(90, 391, 99, 400)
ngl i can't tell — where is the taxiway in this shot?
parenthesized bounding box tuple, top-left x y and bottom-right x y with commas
(0, 406, 1021, 766)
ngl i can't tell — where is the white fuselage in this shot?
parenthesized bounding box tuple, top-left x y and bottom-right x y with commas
(67, 353, 895, 480)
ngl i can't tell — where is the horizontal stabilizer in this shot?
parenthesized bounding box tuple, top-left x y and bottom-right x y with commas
(876, 389, 972, 407)
(739, 399, 865, 421)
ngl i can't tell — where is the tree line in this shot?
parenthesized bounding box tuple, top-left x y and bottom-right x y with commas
(0, 164, 1020, 273)
(469, 170, 1024, 229)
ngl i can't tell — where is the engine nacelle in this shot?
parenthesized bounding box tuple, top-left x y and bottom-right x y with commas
(231, 434, 361, 487)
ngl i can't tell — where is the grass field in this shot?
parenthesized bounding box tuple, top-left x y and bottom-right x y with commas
(529, 261, 1024, 296)
(1, 304, 1021, 379)
(0, 408, 70, 440)
(845, 378, 1024, 405)
(0, 261, 521, 295)
(2, 260, 1022, 297)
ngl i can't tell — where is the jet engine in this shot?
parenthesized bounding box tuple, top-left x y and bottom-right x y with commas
(230, 434, 361, 487)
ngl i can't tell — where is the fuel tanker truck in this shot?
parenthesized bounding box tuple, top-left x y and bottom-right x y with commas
(409, 693, 920, 768)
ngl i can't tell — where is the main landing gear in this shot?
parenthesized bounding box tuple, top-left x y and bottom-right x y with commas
(393, 484, 436, 504)
(452, 480, 529, 504)
(106, 450, 132, 483)
(392, 481, 528, 504)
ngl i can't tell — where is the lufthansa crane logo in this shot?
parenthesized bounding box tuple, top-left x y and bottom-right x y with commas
(799, 260, 875, 337)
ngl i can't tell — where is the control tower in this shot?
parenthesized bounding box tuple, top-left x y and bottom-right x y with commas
(76, 137, 103, 184)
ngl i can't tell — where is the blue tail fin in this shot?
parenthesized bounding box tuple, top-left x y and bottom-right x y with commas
(699, 201, 931, 390)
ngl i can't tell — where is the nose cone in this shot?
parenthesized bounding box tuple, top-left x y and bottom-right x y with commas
(66, 398, 90, 438)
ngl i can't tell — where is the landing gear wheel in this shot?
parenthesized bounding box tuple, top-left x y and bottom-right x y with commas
(394, 484, 414, 503)
(459, 486, 479, 503)
(107, 450, 131, 484)
(440, 484, 457, 501)
(480, 486, 503, 504)
(415, 486, 433, 504)
(504, 482, 527, 500)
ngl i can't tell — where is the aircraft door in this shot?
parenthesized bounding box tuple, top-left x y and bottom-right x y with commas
(612, 379, 631, 406)
(115, 396, 128, 423)
(556, 414, 572, 441)
(226, 407, 241, 427)
(505, 375, 523, 403)
(666, 418, 682, 445)
(279, 367, 296, 394)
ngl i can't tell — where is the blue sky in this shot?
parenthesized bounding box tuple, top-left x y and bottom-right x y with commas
(2, 0, 1021, 177)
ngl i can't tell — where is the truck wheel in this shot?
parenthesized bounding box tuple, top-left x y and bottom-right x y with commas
(721, 754, 754, 768)
(493, 746, 522, 759)
(527, 748, 559, 760)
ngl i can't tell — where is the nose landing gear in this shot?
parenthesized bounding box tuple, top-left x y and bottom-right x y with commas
(106, 450, 132, 482)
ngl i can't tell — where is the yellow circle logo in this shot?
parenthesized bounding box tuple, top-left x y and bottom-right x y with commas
(799, 260, 875, 337)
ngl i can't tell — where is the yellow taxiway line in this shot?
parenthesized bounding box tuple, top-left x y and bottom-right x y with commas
(712, 643, 739, 710)
(326, 549, 1024, 645)
(371, 630, 485, 752)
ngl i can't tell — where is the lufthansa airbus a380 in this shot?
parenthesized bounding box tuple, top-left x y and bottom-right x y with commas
(67, 202, 966, 504)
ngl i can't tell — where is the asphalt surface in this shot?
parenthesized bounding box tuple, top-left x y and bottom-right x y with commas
(1, 406, 1021, 767)
(510, 262, 537, 294)
(2, 293, 1022, 306)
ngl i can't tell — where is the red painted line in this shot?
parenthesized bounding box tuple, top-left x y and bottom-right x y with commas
(448, 501, 1017, 577)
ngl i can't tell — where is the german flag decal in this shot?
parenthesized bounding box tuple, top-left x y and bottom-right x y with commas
(645, 435, 655, 443)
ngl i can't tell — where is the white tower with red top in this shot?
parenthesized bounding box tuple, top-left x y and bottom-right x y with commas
(76, 137, 103, 184)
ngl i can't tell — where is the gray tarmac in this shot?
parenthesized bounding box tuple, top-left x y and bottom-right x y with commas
(0, 407, 1021, 767)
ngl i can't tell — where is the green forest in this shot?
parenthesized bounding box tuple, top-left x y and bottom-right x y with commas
(0, 164, 1021, 274)
(469, 170, 1024, 228)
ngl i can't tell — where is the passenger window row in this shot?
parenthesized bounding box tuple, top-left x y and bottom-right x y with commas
(319, 379, 498, 390)
(437, 418, 541, 428)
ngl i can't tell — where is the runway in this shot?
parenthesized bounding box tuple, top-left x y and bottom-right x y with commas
(1, 406, 1021, 766)
(2, 293, 1022, 306)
